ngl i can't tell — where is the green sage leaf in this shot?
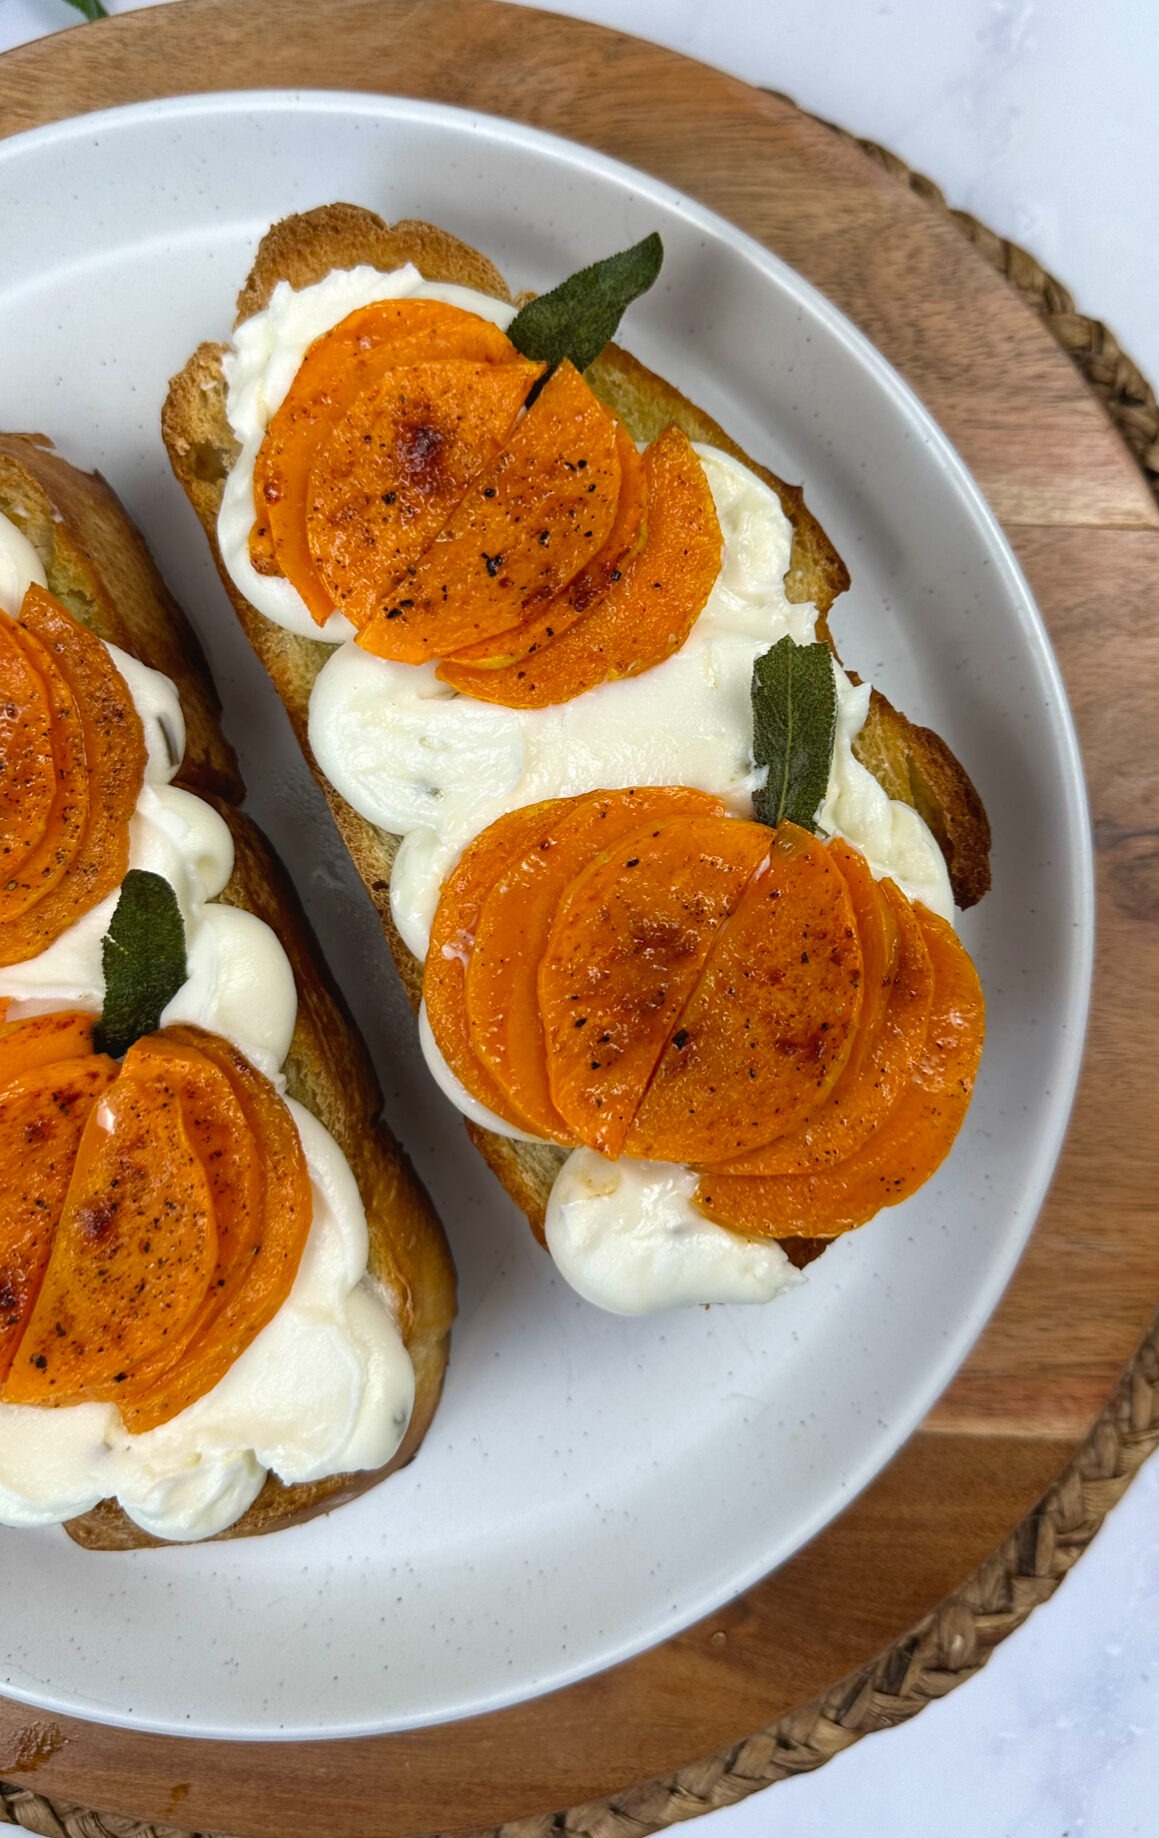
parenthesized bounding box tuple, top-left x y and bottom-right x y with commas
(507, 233, 664, 376)
(94, 870, 188, 1059)
(65, 0, 109, 19)
(751, 637, 838, 833)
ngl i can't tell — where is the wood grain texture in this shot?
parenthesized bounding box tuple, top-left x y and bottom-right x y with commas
(0, 1, 1156, 1833)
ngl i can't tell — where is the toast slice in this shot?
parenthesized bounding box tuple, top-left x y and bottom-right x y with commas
(0, 432, 456, 1547)
(161, 207, 991, 1245)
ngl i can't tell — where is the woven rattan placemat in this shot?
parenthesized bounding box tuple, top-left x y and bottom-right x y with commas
(3, 120, 1158, 1838)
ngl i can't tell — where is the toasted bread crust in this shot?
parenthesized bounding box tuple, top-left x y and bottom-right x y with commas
(0, 436, 455, 1549)
(234, 206, 512, 327)
(0, 434, 241, 804)
(161, 205, 992, 1253)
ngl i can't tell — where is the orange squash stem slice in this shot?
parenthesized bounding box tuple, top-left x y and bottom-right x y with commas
(1, 586, 145, 970)
(357, 360, 622, 664)
(440, 422, 648, 672)
(306, 356, 544, 629)
(626, 822, 864, 1167)
(695, 906, 984, 1239)
(423, 800, 576, 1133)
(253, 298, 523, 623)
(466, 787, 729, 1139)
(439, 424, 722, 708)
(538, 812, 771, 1158)
(0, 1045, 117, 1384)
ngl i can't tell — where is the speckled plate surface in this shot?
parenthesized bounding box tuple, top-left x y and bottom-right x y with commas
(0, 91, 1091, 1741)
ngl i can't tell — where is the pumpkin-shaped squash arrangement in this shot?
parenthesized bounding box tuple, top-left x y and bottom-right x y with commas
(0, 436, 453, 1545)
(424, 788, 984, 1244)
(244, 289, 724, 705)
(0, 1008, 310, 1433)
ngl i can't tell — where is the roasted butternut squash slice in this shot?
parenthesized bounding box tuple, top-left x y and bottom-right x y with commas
(0, 1011, 116, 1385)
(438, 425, 721, 707)
(1, 607, 92, 940)
(306, 357, 543, 629)
(626, 822, 863, 1165)
(2, 1025, 312, 1432)
(466, 787, 728, 1139)
(252, 298, 523, 623)
(539, 813, 770, 1157)
(357, 361, 622, 664)
(119, 1026, 312, 1433)
(694, 906, 984, 1237)
(0, 587, 144, 969)
(3, 1032, 222, 1410)
(0, 1007, 98, 1088)
(439, 422, 648, 675)
(423, 799, 574, 1133)
(712, 847, 926, 1176)
(0, 612, 81, 921)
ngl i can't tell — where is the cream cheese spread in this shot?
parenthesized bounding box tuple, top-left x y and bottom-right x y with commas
(0, 515, 414, 1538)
(217, 268, 957, 1317)
(0, 511, 47, 613)
(545, 1151, 802, 1315)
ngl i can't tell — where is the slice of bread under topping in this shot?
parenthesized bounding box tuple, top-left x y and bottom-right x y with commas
(161, 206, 991, 1249)
(0, 431, 456, 1548)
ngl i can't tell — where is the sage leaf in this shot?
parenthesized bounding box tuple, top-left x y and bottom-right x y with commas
(507, 233, 663, 376)
(751, 637, 838, 833)
(65, 0, 109, 19)
(94, 870, 188, 1059)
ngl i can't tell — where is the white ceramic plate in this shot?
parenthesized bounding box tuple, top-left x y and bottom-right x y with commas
(0, 92, 1091, 1742)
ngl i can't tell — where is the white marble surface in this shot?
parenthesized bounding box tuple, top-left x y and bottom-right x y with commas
(1, 1, 1157, 1833)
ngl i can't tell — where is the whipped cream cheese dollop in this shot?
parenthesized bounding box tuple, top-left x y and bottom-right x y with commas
(218, 268, 956, 1317)
(545, 1152, 803, 1316)
(0, 515, 414, 1538)
(0, 511, 48, 613)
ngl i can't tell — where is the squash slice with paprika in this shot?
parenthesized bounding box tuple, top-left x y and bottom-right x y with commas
(423, 798, 574, 1135)
(252, 298, 527, 622)
(0, 1007, 97, 1085)
(0, 1011, 117, 1385)
(694, 906, 984, 1238)
(306, 356, 544, 630)
(464, 787, 728, 1139)
(117, 1025, 313, 1433)
(357, 360, 623, 665)
(625, 822, 863, 1166)
(717, 869, 932, 1177)
(0, 611, 86, 926)
(438, 425, 722, 708)
(0, 586, 145, 970)
(538, 813, 772, 1158)
(438, 421, 648, 678)
(2, 1023, 312, 1433)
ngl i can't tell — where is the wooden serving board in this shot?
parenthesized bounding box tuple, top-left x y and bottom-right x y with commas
(2, 3, 1157, 1833)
